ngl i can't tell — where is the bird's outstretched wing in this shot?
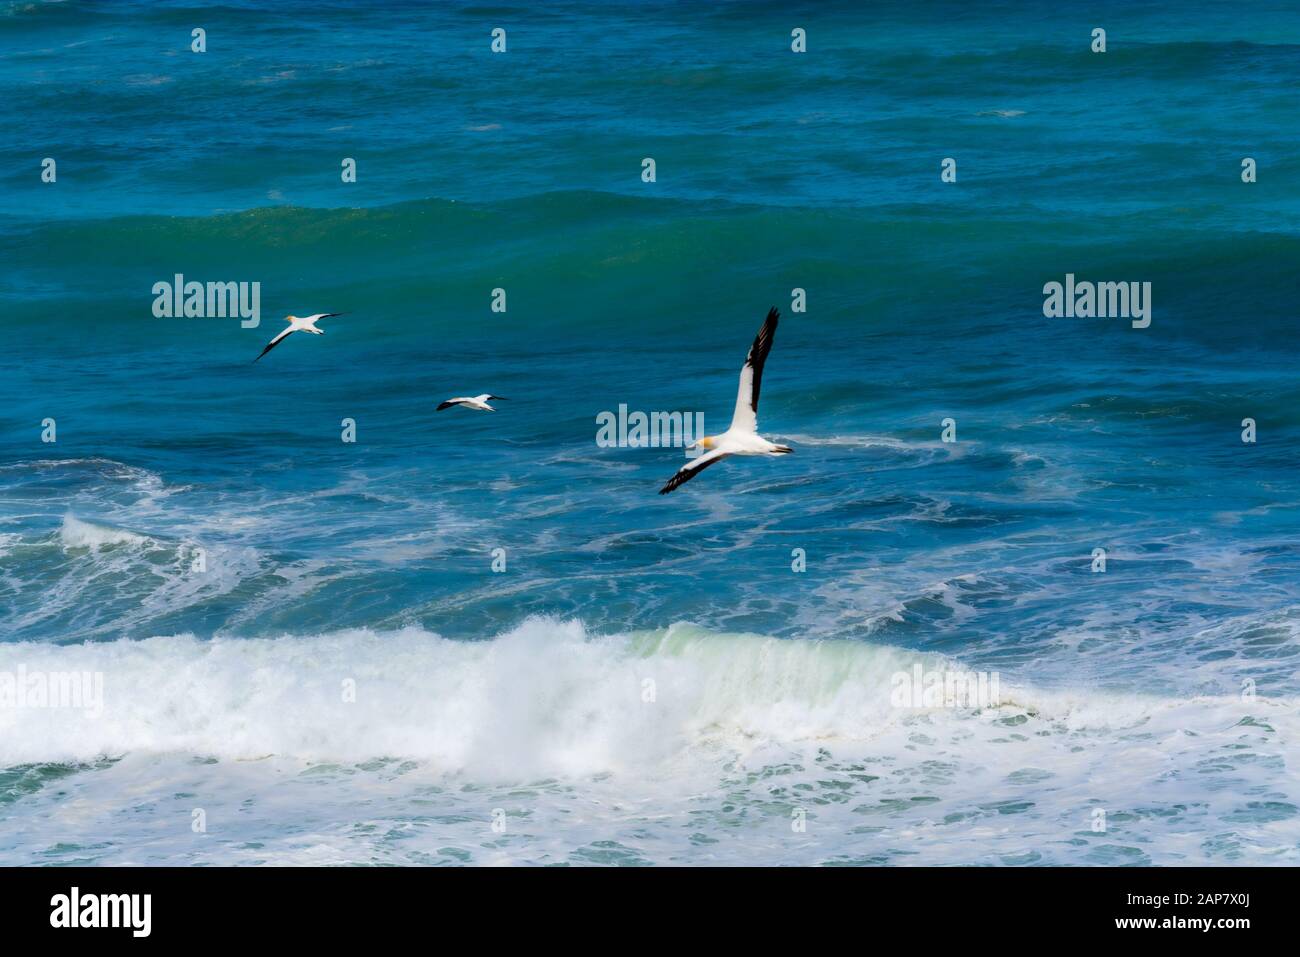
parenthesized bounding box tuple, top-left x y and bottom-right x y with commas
(729, 307, 779, 434)
(436, 399, 466, 411)
(658, 449, 731, 495)
(253, 327, 295, 362)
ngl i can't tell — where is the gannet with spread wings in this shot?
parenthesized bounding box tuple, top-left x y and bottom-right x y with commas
(436, 394, 507, 412)
(253, 313, 344, 362)
(659, 307, 791, 494)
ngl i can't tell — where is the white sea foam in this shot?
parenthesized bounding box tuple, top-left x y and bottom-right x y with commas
(1, 618, 1296, 866)
(778, 432, 946, 451)
(59, 515, 152, 549)
(2, 514, 261, 641)
(1, 617, 1289, 771)
(0, 619, 945, 772)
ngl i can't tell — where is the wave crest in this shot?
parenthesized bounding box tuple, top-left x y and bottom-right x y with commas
(0, 618, 950, 775)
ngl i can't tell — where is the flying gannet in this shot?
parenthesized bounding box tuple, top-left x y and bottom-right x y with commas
(436, 394, 508, 412)
(253, 313, 344, 362)
(659, 306, 791, 494)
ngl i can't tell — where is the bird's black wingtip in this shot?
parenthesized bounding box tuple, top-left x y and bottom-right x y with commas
(766, 306, 780, 323)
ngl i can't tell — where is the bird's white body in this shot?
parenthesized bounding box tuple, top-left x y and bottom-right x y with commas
(697, 429, 785, 457)
(437, 393, 506, 412)
(288, 313, 330, 334)
(659, 307, 790, 494)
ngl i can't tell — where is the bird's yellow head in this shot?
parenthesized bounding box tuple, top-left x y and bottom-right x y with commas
(696, 436, 716, 450)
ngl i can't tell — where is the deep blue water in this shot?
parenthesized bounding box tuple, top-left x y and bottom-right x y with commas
(0, 0, 1297, 866)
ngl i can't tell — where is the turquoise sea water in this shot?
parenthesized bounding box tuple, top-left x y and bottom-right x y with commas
(0, 0, 1298, 865)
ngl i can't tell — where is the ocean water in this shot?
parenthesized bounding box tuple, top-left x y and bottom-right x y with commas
(1, 0, 1298, 866)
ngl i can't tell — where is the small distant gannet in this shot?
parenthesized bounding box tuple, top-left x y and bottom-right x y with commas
(253, 313, 344, 362)
(436, 394, 508, 412)
(659, 307, 792, 495)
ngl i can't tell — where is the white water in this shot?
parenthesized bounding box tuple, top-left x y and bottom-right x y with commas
(1, 618, 946, 772)
(1, 618, 1296, 865)
(59, 515, 152, 549)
